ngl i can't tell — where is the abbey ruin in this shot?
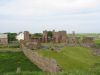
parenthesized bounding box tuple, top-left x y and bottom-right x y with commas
(19, 30, 95, 48)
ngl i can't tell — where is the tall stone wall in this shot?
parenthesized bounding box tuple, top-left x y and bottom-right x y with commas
(24, 31, 30, 42)
(42, 30, 48, 43)
(59, 31, 67, 43)
(53, 32, 60, 43)
(53, 31, 67, 43)
(0, 38, 8, 45)
(21, 44, 60, 73)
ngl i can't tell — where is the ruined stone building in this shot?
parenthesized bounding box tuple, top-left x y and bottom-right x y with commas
(24, 31, 30, 41)
(0, 34, 8, 45)
(30, 37, 42, 49)
(42, 30, 48, 43)
(42, 30, 67, 43)
(59, 31, 67, 42)
(82, 37, 94, 44)
(53, 31, 67, 43)
(31, 38, 41, 43)
(18, 30, 95, 48)
(52, 32, 60, 43)
(68, 37, 80, 46)
(67, 31, 80, 45)
(17, 31, 42, 49)
(82, 37, 94, 47)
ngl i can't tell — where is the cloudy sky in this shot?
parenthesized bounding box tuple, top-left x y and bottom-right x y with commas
(0, 0, 100, 33)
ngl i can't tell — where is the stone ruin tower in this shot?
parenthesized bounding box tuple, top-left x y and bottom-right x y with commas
(53, 30, 67, 43)
(20, 31, 30, 48)
(52, 31, 60, 43)
(42, 30, 48, 43)
(24, 31, 30, 42)
(42, 30, 67, 43)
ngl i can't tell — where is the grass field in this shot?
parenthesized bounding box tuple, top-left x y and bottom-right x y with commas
(95, 39, 100, 44)
(3, 71, 99, 75)
(0, 52, 42, 74)
(38, 46, 100, 72)
(0, 48, 21, 52)
(0, 46, 100, 75)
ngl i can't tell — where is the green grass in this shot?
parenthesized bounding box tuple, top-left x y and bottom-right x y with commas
(0, 52, 42, 74)
(94, 39, 100, 48)
(2, 70, 100, 75)
(38, 46, 100, 71)
(95, 40, 100, 44)
(0, 47, 100, 75)
(0, 48, 21, 51)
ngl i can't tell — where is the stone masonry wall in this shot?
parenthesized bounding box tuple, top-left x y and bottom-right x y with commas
(21, 44, 60, 73)
(0, 38, 8, 45)
(42, 30, 48, 43)
(24, 31, 30, 41)
(53, 31, 67, 43)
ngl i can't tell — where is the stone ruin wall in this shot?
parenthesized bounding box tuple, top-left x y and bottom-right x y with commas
(81, 37, 95, 47)
(52, 31, 67, 43)
(23, 31, 95, 47)
(0, 38, 8, 45)
(24, 31, 30, 42)
(42, 30, 48, 43)
(23, 30, 95, 48)
(42, 30, 67, 43)
(59, 31, 67, 43)
(53, 32, 60, 43)
(21, 44, 60, 73)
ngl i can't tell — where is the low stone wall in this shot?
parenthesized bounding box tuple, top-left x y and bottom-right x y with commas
(21, 44, 60, 73)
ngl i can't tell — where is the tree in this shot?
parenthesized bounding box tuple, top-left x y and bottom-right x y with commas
(48, 31, 53, 38)
(31, 33, 42, 38)
(7, 33, 17, 42)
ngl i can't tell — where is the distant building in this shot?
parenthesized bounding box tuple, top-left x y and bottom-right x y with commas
(24, 31, 30, 41)
(16, 31, 30, 41)
(53, 31, 67, 43)
(42, 30, 67, 43)
(16, 32, 24, 41)
(42, 30, 48, 42)
(0, 34, 8, 45)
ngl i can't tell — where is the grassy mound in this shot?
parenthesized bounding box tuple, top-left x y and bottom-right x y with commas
(38, 46, 100, 71)
(95, 39, 100, 44)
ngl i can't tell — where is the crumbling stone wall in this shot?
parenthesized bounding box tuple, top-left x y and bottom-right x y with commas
(53, 32, 60, 43)
(81, 37, 95, 47)
(42, 30, 67, 43)
(21, 44, 60, 73)
(0, 38, 8, 45)
(53, 31, 67, 43)
(60, 31, 67, 43)
(67, 31, 81, 46)
(68, 37, 80, 46)
(42, 30, 48, 43)
(24, 31, 30, 42)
